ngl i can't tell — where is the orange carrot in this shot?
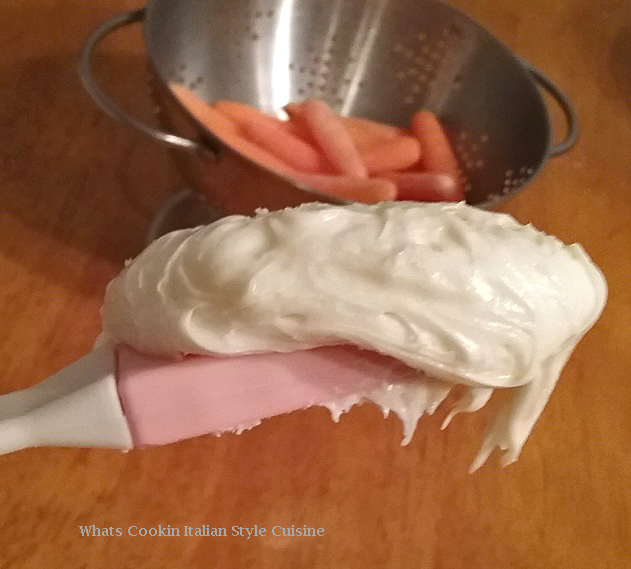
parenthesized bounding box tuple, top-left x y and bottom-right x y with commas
(283, 102, 302, 119)
(410, 110, 461, 184)
(293, 173, 396, 203)
(359, 136, 421, 174)
(169, 86, 295, 174)
(213, 100, 283, 128)
(170, 84, 238, 136)
(290, 99, 368, 178)
(215, 100, 334, 173)
(239, 116, 328, 173)
(281, 116, 314, 142)
(381, 172, 463, 202)
(287, 104, 403, 147)
(229, 136, 297, 175)
(341, 116, 404, 148)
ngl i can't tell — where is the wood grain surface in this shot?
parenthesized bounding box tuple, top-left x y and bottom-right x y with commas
(1, 1, 630, 567)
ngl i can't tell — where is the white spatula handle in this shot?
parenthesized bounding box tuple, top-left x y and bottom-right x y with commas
(0, 346, 133, 456)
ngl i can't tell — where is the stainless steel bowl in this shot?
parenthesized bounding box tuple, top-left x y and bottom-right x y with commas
(80, 0, 578, 214)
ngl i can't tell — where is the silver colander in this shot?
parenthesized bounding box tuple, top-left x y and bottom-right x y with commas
(80, 0, 578, 214)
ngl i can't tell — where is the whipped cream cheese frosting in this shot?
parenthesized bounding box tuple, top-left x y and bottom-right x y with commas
(102, 202, 607, 467)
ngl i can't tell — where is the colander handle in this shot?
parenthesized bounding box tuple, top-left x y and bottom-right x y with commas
(522, 62, 579, 157)
(79, 9, 200, 152)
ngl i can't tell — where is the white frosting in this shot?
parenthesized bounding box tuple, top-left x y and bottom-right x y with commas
(102, 202, 607, 467)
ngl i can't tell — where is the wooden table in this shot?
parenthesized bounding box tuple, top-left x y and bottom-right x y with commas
(1, 1, 629, 567)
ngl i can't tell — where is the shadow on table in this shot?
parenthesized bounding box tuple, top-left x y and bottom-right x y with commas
(610, 25, 631, 116)
(0, 51, 180, 281)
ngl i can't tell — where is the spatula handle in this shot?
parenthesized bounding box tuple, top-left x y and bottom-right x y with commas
(0, 347, 132, 456)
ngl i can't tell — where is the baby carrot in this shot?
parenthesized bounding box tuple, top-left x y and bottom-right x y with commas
(410, 110, 461, 184)
(341, 116, 404, 148)
(359, 136, 421, 174)
(169, 84, 238, 136)
(169, 87, 295, 174)
(214, 100, 331, 173)
(213, 101, 282, 127)
(381, 172, 463, 202)
(282, 116, 315, 143)
(285, 106, 403, 147)
(229, 136, 296, 175)
(282, 102, 302, 119)
(293, 173, 396, 203)
(239, 116, 327, 173)
(290, 99, 368, 178)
